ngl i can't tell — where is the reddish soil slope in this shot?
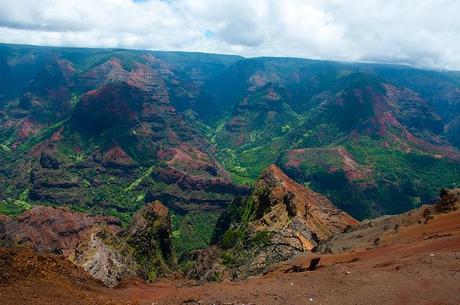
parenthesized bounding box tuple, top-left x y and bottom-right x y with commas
(0, 247, 135, 305)
(115, 206, 460, 305)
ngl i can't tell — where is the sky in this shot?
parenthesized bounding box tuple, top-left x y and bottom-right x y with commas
(0, 0, 459, 70)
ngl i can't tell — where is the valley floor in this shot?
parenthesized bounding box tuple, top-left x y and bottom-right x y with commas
(2, 208, 460, 305)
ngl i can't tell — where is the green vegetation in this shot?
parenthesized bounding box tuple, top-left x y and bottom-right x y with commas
(18, 120, 67, 153)
(221, 228, 246, 249)
(345, 137, 460, 214)
(280, 135, 460, 219)
(0, 200, 30, 216)
(171, 210, 221, 257)
(209, 271, 222, 282)
(0, 188, 34, 216)
(126, 166, 155, 192)
(89, 182, 144, 224)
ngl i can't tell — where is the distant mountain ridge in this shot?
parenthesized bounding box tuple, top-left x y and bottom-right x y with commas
(0, 43, 459, 227)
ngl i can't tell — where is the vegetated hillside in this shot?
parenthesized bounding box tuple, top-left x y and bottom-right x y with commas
(212, 60, 460, 219)
(0, 43, 459, 237)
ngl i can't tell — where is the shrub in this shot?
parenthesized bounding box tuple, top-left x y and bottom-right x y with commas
(221, 229, 245, 250)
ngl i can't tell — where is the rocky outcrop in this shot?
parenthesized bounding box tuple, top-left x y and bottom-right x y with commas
(247, 164, 357, 243)
(435, 188, 459, 213)
(122, 200, 175, 276)
(189, 165, 357, 281)
(0, 206, 121, 256)
(70, 200, 176, 287)
(69, 225, 138, 287)
(185, 245, 226, 281)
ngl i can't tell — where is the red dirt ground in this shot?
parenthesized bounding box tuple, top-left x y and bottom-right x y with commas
(0, 247, 135, 305)
(1, 209, 459, 305)
(114, 208, 460, 305)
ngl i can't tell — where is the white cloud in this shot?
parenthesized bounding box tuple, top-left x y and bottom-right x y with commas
(0, 0, 459, 70)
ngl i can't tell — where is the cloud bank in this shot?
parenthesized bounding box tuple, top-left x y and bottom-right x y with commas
(0, 0, 459, 70)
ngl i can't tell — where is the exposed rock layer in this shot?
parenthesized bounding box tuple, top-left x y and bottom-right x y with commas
(0, 206, 120, 256)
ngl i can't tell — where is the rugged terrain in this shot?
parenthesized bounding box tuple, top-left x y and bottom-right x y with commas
(1, 189, 459, 305)
(184, 165, 357, 281)
(0, 43, 459, 304)
(0, 44, 459, 227)
(1, 201, 177, 287)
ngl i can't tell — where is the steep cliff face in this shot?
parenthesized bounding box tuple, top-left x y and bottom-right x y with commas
(189, 165, 357, 281)
(69, 225, 139, 287)
(247, 165, 357, 244)
(123, 200, 175, 270)
(70, 200, 176, 287)
(435, 188, 460, 213)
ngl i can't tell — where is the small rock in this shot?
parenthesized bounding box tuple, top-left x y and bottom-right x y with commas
(430, 253, 435, 257)
(346, 271, 351, 274)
